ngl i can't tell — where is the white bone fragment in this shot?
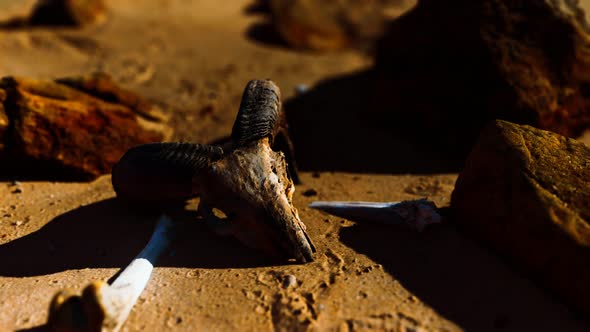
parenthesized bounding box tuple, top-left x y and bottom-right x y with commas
(309, 198, 441, 231)
(48, 214, 175, 332)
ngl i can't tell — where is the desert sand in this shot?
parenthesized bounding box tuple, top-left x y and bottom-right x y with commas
(0, 1, 589, 331)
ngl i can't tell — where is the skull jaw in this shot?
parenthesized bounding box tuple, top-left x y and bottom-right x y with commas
(198, 201, 314, 263)
(199, 140, 315, 263)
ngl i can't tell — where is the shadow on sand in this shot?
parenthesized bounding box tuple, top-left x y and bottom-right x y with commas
(339, 221, 587, 332)
(284, 70, 465, 175)
(0, 198, 283, 278)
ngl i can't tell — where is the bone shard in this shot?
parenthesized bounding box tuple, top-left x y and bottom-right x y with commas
(48, 215, 175, 332)
(309, 199, 441, 231)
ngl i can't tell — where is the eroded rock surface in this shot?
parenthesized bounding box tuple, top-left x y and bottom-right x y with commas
(451, 119, 590, 315)
(0, 73, 170, 180)
(374, 0, 590, 152)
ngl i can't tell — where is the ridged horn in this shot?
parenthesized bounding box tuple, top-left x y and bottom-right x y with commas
(112, 142, 223, 204)
(231, 79, 281, 146)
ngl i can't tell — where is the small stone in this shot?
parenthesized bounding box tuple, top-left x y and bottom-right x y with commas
(282, 274, 297, 288)
(10, 181, 23, 194)
(255, 305, 266, 314)
(294, 84, 309, 95)
(12, 220, 23, 226)
(302, 189, 317, 197)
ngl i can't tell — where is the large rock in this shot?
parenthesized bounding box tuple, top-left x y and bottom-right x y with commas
(451, 119, 590, 315)
(269, 0, 416, 51)
(0, 73, 170, 180)
(374, 0, 590, 153)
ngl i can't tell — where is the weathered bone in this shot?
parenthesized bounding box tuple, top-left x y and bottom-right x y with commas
(47, 215, 175, 332)
(111, 79, 314, 262)
(309, 199, 441, 232)
(201, 138, 315, 262)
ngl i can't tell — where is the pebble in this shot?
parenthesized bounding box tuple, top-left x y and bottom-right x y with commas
(302, 189, 318, 197)
(295, 84, 309, 95)
(9, 181, 23, 194)
(282, 274, 297, 288)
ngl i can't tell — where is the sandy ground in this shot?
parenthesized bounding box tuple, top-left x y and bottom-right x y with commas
(0, 1, 589, 331)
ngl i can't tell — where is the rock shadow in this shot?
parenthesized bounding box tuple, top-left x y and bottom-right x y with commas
(284, 70, 464, 175)
(0, 159, 102, 183)
(16, 326, 49, 332)
(339, 222, 588, 331)
(0, 198, 282, 278)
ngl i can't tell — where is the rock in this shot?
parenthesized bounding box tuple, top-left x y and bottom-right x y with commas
(0, 73, 171, 180)
(451, 119, 590, 315)
(56, 72, 167, 123)
(374, 0, 590, 153)
(0, 89, 8, 153)
(269, 0, 416, 51)
(29, 0, 107, 26)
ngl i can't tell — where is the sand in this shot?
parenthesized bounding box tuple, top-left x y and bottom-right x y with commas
(0, 1, 588, 331)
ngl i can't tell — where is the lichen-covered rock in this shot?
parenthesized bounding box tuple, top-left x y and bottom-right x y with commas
(0, 74, 170, 180)
(269, 0, 415, 51)
(451, 119, 590, 315)
(374, 0, 590, 152)
(29, 0, 107, 26)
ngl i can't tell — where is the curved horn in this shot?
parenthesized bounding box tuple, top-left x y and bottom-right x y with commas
(231, 79, 281, 146)
(231, 79, 301, 183)
(112, 142, 223, 205)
